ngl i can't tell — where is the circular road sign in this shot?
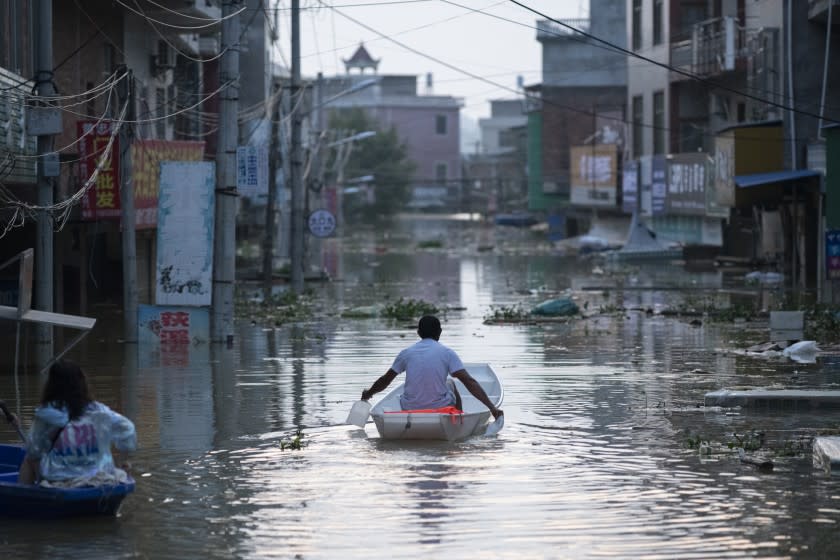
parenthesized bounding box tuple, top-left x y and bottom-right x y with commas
(308, 209, 336, 238)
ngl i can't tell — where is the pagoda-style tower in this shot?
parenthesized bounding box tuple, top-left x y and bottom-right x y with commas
(342, 43, 379, 74)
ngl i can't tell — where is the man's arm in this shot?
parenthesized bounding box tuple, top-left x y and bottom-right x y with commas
(451, 370, 503, 419)
(362, 369, 399, 401)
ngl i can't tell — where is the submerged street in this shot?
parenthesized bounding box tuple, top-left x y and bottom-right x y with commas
(2, 215, 840, 558)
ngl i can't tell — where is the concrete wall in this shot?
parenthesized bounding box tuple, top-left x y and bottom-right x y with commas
(541, 86, 626, 196)
(372, 105, 461, 184)
(625, 0, 671, 158)
(542, 0, 627, 88)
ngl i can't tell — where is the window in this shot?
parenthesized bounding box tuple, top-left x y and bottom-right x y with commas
(435, 114, 447, 135)
(653, 0, 663, 45)
(653, 91, 665, 154)
(435, 162, 448, 182)
(632, 0, 642, 50)
(155, 87, 166, 139)
(632, 95, 644, 158)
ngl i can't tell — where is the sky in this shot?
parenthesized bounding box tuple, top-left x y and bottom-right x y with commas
(276, 0, 585, 121)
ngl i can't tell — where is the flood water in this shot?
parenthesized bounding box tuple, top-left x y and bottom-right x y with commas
(2, 214, 840, 559)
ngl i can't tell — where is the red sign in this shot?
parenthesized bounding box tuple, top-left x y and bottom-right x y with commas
(78, 121, 121, 220)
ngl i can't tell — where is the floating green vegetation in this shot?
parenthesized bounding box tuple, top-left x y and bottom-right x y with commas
(685, 433, 712, 453)
(805, 305, 840, 342)
(417, 239, 444, 249)
(280, 429, 307, 451)
(382, 297, 439, 320)
(483, 304, 530, 323)
(727, 430, 764, 452)
(235, 290, 313, 325)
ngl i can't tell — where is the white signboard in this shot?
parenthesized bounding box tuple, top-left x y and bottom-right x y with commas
(156, 161, 215, 306)
(308, 209, 336, 238)
(236, 144, 268, 198)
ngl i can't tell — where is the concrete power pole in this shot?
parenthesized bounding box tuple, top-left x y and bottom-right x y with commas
(118, 67, 138, 343)
(35, 0, 55, 367)
(263, 84, 281, 302)
(212, 0, 241, 343)
(289, 0, 305, 294)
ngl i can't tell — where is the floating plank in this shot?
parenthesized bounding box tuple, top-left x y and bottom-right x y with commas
(705, 389, 840, 411)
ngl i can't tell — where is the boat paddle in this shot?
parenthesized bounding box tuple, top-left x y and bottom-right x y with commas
(346, 399, 371, 428)
(0, 400, 26, 443)
(485, 413, 504, 436)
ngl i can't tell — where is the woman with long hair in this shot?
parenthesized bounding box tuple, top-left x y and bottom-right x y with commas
(18, 360, 136, 486)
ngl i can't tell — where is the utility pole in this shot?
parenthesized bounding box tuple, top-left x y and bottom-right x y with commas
(289, 0, 305, 294)
(35, 0, 55, 367)
(212, 0, 241, 343)
(263, 84, 281, 302)
(118, 67, 138, 343)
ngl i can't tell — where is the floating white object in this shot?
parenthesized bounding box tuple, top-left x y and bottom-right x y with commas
(782, 340, 820, 363)
(346, 400, 371, 427)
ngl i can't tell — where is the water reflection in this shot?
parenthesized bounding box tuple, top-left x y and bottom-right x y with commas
(2, 215, 840, 558)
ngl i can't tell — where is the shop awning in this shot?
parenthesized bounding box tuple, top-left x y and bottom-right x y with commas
(734, 169, 821, 188)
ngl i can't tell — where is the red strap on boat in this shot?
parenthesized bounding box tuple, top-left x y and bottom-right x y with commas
(384, 406, 463, 415)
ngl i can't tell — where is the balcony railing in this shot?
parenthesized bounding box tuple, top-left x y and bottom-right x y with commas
(537, 19, 591, 40)
(669, 17, 751, 79)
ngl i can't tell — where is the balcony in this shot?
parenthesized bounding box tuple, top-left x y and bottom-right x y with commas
(669, 17, 751, 80)
(537, 19, 591, 41)
(809, 0, 840, 23)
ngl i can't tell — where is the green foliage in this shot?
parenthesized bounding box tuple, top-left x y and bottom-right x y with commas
(327, 108, 417, 222)
(728, 430, 764, 452)
(417, 239, 444, 249)
(280, 429, 307, 451)
(483, 304, 530, 323)
(235, 290, 312, 325)
(804, 305, 840, 342)
(381, 297, 439, 320)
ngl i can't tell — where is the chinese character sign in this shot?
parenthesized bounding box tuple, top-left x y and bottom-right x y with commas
(138, 305, 210, 367)
(570, 145, 618, 207)
(665, 153, 710, 216)
(156, 162, 215, 306)
(78, 120, 121, 220)
(828, 230, 840, 280)
(651, 155, 667, 215)
(622, 160, 639, 214)
(236, 144, 268, 199)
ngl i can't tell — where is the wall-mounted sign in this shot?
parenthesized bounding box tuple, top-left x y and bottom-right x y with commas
(570, 145, 618, 207)
(666, 153, 710, 216)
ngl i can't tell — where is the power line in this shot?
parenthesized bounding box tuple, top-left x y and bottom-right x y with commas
(506, 0, 839, 125)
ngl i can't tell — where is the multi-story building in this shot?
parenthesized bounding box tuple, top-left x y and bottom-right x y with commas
(626, 0, 840, 289)
(321, 44, 463, 210)
(528, 0, 627, 236)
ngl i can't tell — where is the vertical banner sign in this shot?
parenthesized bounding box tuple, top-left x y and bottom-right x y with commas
(131, 140, 205, 229)
(569, 145, 618, 207)
(651, 155, 667, 215)
(78, 120, 120, 220)
(666, 153, 709, 215)
(622, 160, 639, 214)
(828, 230, 840, 280)
(714, 134, 735, 208)
(236, 144, 269, 199)
(155, 162, 216, 306)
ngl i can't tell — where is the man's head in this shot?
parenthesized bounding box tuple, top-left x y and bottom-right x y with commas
(417, 315, 442, 340)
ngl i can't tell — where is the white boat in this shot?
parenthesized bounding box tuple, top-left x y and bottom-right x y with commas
(370, 363, 503, 441)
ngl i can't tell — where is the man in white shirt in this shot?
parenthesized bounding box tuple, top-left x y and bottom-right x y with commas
(361, 316, 503, 420)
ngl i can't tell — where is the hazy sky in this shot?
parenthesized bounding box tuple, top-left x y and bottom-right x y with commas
(279, 0, 585, 120)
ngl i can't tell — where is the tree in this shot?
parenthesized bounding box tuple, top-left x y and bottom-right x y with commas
(327, 108, 416, 222)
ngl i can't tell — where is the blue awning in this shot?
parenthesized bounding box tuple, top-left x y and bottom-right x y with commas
(734, 169, 821, 188)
